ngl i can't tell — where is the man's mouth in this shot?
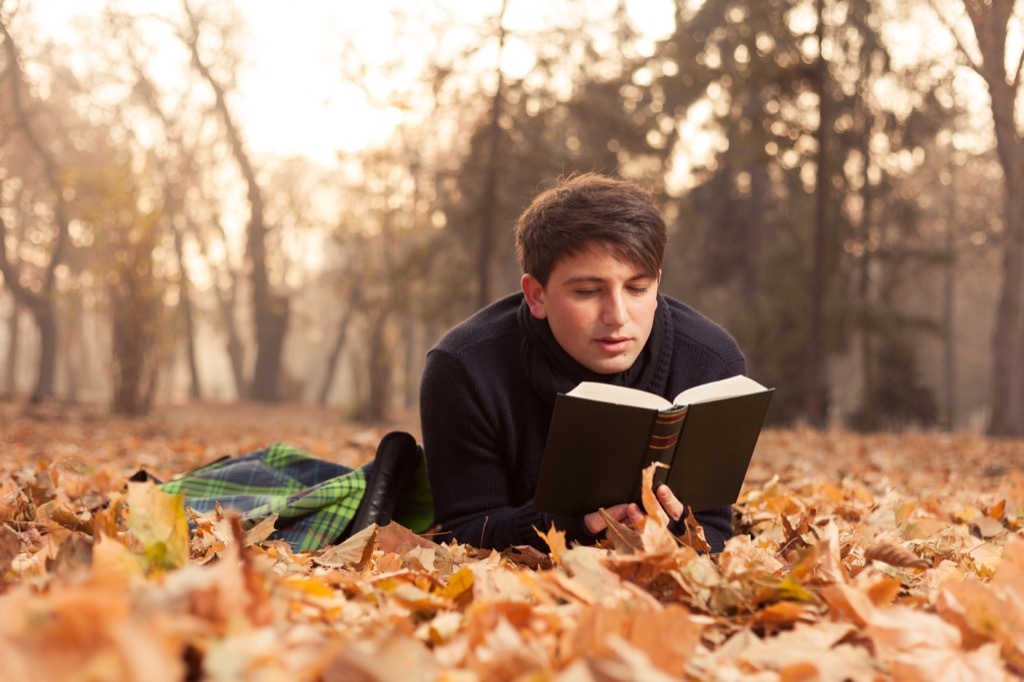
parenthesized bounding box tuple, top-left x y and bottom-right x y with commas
(595, 336, 631, 353)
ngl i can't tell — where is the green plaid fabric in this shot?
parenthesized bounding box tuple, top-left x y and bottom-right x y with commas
(160, 442, 366, 553)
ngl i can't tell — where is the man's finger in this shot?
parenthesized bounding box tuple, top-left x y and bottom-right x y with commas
(656, 485, 686, 521)
(625, 503, 644, 527)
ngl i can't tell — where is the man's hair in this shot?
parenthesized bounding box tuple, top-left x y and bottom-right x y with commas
(514, 172, 667, 286)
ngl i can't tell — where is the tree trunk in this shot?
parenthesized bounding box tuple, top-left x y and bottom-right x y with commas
(183, 0, 287, 401)
(805, 0, 830, 427)
(364, 310, 392, 422)
(172, 224, 202, 400)
(197, 222, 247, 399)
(988, 221, 1024, 435)
(318, 313, 353, 406)
(30, 303, 57, 404)
(250, 294, 288, 401)
(217, 274, 246, 395)
(943, 189, 957, 431)
(475, 0, 508, 310)
(958, 1, 1024, 436)
(1, 18, 71, 404)
(4, 298, 19, 397)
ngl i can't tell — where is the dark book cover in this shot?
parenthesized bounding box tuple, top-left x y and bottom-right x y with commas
(533, 387, 774, 517)
(663, 389, 774, 512)
(534, 396, 659, 516)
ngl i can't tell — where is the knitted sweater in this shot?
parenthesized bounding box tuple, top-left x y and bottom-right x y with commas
(419, 292, 747, 553)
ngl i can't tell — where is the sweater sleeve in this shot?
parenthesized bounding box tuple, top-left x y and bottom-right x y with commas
(420, 349, 595, 551)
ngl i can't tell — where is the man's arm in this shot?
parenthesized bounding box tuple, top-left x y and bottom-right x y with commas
(420, 349, 594, 551)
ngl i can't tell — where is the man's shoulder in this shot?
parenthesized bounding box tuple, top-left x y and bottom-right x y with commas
(662, 295, 744, 361)
(431, 292, 523, 360)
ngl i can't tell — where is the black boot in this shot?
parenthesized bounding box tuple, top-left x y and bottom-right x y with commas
(346, 431, 422, 537)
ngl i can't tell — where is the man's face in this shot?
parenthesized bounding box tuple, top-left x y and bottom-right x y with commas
(522, 244, 660, 375)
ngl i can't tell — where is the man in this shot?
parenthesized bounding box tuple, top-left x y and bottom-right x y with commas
(420, 173, 746, 553)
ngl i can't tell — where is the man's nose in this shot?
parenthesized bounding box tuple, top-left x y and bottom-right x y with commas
(602, 290, 629, 326)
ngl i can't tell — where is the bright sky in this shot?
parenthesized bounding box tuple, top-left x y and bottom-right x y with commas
(233, 0, 677, 163)
(28, 0, 676, 166)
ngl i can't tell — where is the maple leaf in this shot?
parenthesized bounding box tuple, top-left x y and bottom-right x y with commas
(4, 403, 1024, 678)
(535, 523, 568, 565)
(673, 508, 712, 554)
(124, 481, 190, 572)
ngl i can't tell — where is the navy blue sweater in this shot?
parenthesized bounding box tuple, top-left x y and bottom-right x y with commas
(419, 292, 747, 553)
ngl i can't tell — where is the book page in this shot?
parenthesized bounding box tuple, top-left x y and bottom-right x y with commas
(673, 375, 768, 406)
(566, 382, 672, 410)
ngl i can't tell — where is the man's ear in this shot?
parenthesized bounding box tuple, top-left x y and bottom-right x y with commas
(521, 274, 547, 319)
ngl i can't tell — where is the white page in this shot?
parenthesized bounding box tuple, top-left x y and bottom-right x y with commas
(566, 382, 672, 410)
(673, 375, 767, 406)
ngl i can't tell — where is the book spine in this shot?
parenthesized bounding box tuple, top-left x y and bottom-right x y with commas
(634, 406, 688, 498)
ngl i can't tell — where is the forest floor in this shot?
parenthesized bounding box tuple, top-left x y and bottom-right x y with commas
(1, 399, 1023, 681)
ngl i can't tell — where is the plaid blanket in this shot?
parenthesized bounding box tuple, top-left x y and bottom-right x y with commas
(160, 442, 421, 553)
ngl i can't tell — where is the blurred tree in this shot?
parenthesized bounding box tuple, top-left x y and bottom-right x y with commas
(649, 0, 849, 423)
(474, 0, 509, 309)
(322, 6, 459, 418)
(0, 13, 72, 403)
(323, 147, 442, 422)
(926, 0, 1024, 436)
(848, 335, 938, 429)
(73, 161, 167, 416)
(643, 0, 956, 426)
(181, 0, 289, 402)
(107, 10, 205, 400)
(444, 0, 660, 309)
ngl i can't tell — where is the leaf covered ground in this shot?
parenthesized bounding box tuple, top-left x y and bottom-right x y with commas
(1, 400, 1022, 681)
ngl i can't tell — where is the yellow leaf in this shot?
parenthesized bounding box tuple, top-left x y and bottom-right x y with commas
(440, 566, 474, 603)
(124, 481, 189, 571)
(282, 575, 338, 599)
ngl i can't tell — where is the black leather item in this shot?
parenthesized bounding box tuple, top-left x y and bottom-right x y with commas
(346, 430, 422, 537)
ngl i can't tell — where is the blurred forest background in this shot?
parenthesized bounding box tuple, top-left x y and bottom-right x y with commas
(0, 0, 1022, 435)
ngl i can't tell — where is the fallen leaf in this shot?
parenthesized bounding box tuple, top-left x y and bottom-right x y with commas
(864, 542, 930, 570)
(124, 481, 190, 572)
(315, 524, 377, 569)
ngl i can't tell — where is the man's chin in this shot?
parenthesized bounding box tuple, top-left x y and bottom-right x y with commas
(585, 356, 637, 375)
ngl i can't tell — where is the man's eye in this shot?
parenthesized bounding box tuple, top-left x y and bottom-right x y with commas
(574, 288, 600, 296)
(627, 285, 649, 294)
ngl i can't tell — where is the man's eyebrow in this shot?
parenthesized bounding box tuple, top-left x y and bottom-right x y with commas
(561, 273, 655, 285)
(562, 275, 606, 285)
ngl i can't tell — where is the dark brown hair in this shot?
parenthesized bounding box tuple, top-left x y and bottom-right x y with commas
(514, 173, 667, 286)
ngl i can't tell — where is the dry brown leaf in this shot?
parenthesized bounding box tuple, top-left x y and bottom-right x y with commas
(567, 602, 703, 677)
(315, 523, 378, 569)
(864, 542, 931, 570)
(0, 524, 20, 574)
(970, 515, 1006, 540)
(936, 533, 1024, 670)
(3, 405, 1024, 678)
(639, 462, 669, 523)
(243, 512, 278, 546)
(599, 508, 643, 554)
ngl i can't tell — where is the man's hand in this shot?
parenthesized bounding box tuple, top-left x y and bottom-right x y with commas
(582, 487, 689, 535)
(583, 502, 644, 535)
(655, 484, 689, 523)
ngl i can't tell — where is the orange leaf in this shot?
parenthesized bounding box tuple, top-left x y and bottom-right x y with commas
(536, 524, 568, 565)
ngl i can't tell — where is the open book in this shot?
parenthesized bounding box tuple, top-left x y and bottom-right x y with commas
(533, 375, 774, 516)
